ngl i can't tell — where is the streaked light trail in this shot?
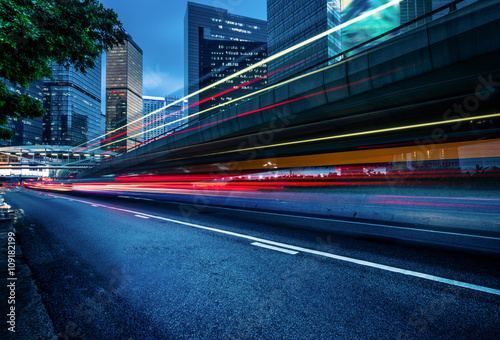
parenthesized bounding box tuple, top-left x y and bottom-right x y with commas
(155, 112, 500, 163)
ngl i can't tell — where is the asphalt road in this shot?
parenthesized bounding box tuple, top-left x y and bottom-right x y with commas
(2, 187, 500, 339)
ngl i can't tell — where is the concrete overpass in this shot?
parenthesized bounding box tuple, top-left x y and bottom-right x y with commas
(78, 0, 500, 178)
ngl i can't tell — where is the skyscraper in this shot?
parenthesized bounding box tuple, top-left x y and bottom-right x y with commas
(267, 0, 342, 85)
(43, 57, 103, 146)
(142, 95, 184, 142)
(0, 79, 44, 146)
(184, 2, 267, 120)
(197, 32, 268, 116)
(267, 1, 406, 83)
(105, 35, 143, 152)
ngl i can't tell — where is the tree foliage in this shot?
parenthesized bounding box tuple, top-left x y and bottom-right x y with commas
(0, 0, 128, 140)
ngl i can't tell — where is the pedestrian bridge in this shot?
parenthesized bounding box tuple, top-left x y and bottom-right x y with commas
(0, 145, 113, 178)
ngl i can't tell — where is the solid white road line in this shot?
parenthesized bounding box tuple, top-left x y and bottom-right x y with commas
(50, 194, 500, 296)
(135, 214, 150, 219)
(251, 242, 299, 255)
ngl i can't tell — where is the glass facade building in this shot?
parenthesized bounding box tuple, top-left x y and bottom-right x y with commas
(0, 79, 44, 146)
(268, 1, 417, 82)
(43, 58, 103, 147)
(142, 96, 184, 142)
(267, 0, 342, 85)
(184, 2, 267, 121)
(106, 36, 143, 152)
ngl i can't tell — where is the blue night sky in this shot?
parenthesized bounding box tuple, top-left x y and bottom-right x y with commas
(99, 0, 267, 98)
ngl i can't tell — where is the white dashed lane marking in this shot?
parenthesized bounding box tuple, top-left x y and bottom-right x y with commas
(251, 242, 299, 255)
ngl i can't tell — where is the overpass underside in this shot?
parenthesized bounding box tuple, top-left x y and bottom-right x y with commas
(79, 0, 500, 178)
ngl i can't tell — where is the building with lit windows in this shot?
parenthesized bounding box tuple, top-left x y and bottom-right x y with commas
(142, 95, 183, 142)
(105, 34, 143, 152)
(42, 58, 103, 147)
(198, 35, 267, 116)
(267, 0, 342, 85)
(184, 2, 267, 121)
(0, 79, 44, 146)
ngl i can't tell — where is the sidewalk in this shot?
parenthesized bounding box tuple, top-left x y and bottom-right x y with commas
(1, 192, 54, 339)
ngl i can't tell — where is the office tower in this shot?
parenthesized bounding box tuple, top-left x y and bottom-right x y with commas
(267, 0, 342, 85)
(0, 79, 44, 146)
(268, 1, 403, 83)
(142, 95, 184, 142)
(43, 57, 103, 146)
(106, 35, 143, 152)
(184, 2, 267, 120)
(197, 32, 268, 116)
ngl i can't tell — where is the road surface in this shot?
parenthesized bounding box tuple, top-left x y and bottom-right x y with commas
(2, 187, 500, 339)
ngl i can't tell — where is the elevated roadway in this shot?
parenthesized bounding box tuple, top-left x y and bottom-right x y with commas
(79, 0, 500, 178)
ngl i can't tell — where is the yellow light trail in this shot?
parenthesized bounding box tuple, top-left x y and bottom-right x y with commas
(75, 0, 403, 152)
(165, 112, 500, 160)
